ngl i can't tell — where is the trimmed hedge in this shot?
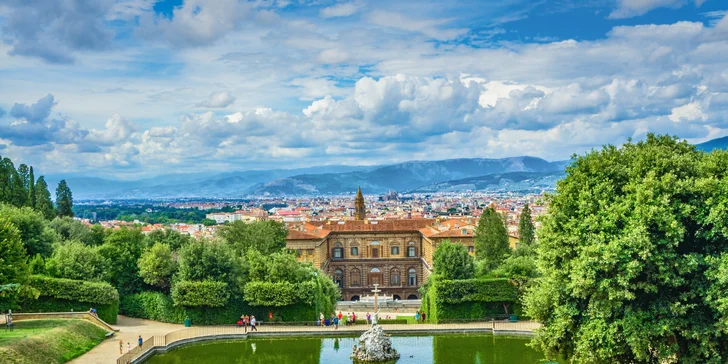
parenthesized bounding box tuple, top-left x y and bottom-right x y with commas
(17, 275, 119, 324)
(121, 291, 317, 325)
(243, 281, 297, 306)
(171, 280, 229, 307)
(423, 278, 518, 323)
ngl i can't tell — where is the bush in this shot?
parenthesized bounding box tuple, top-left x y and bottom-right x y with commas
(46, 241, 108, 281)
(423, 277, 518, 323)
(243, 281, 297, 307)
(18, 275, 119, 324)
(171, 280, 229, 307)
(121, 291, 317, 325)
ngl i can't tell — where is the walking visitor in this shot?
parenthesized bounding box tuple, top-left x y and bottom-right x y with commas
(415, 311, 420, 322)
(319, 312, 325, 327)
(127, 342, 131, 353)
(119, 340, 123, 354)
(250, 315, 258, 331)
(422, 312, 426, 323)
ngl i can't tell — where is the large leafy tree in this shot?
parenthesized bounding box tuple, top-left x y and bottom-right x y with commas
(138, 243, 177, 290)
(55, 180, 74, 217)
(98, 227, 146, 296)
(177, 239, 240, 286)
(517, 203, 536, 251)
(34, 176, 56, 220)
(218, 220, 288, 256)
(0, 158, 28, 207)
(144, 228, 191, 251)
(525, 135, 728, 363)
(432, 240, 475, 280)
(0, 204, 58, 257)
(45, 241, 109, 281)
(474, 206, 510, 272)
(49, 217, 95, 245)
(0, 218, 29, 289)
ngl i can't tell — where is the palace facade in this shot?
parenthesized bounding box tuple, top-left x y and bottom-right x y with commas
(285, 188, 518, 300)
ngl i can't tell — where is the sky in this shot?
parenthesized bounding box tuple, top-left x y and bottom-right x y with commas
(0, 0, 727, 179)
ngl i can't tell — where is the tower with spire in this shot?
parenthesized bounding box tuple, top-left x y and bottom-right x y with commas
(354, 186, 366, 220)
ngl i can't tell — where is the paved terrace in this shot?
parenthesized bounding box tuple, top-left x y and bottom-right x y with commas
(111, 318, 540, 364)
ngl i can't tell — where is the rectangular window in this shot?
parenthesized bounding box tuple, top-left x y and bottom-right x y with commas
(296, 249, 302, 257)
(307, 249, 314, 255)
(333, 248, 343, 259)
(391, 246, 399, 255)
(372, 248, 379, 258)
(407, 246, 416, 257)
(351, 247, 359, 256)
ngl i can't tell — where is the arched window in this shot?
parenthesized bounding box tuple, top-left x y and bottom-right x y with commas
(370, 241, 380, 258)
(407, 294, 419, 300)
(369, 267, 382, 285)
(391, 268, 400, 286)
(393, 295, 401, 301)
(351, 295, 360, 302)
(370, 268, 381, 273)
(370, 241, 380, 245)
(351, 269, 361, 287)
(332, 242, 343, 259)
(408, 268, 416, 286)
(334, 268, 344, 288)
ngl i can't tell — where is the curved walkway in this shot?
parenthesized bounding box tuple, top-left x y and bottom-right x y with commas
(70, 316, 182, 364)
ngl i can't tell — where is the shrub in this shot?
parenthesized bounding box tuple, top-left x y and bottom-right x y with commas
(46, 241, 108, 281)
(171, 280, 229, 307)
(243, 281, 297, 306)
(18, 275, 119, 323)
(137, 243, 176, 290)
(121, 291, 316, 325)
(423, 277, 518, 323)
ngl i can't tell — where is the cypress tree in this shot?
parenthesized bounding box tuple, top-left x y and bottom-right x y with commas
(518, 203, 536, 250)
(34, 176, 56, 220)
(474, 206, 511, 272)
(28, 167, 36, 208)
(55, 180, 74, 217)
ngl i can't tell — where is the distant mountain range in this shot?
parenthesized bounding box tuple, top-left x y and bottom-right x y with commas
(48, 137, 727, 199)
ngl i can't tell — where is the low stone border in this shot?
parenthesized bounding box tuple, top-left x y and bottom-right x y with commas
(8, 312, 118, 332)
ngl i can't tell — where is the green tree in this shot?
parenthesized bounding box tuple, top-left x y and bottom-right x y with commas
(89, 224, 108, 246)
(0, 204, 58, 257)
(138, 243, 176, 290)
(0, 158, 28, 207)
(49, 217, 94, 245)
(218, 220, 288, 256)
(28, 166, 36, 209)
(98, 227, 146, 296)
(28, 254, 46, 275)
(55, 180, 74, 217)
(177, 239, 240, 287)
(46, 241, 109, 281)
(0, 218, 29, 288)
(525, 135, 728, 363)
(144, 229, 190, 251)
(517, 203, 536, 250)
(474, 207, 510, 272)
(34, 176, 56, 219)
(432, 240, 475, 280)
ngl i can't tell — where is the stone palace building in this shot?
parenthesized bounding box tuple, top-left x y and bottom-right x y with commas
(285, 188, 515, 301)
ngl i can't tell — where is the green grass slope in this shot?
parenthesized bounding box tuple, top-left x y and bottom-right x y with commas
(0, 319, 108, 364)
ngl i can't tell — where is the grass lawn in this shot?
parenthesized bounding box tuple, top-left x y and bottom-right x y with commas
(0, 319, 108, 364)
(397, 315, 419, 324)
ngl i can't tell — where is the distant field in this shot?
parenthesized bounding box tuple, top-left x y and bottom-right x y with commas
(0, 319, 108, 364)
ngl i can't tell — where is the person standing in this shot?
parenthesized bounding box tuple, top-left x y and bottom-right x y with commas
(366, 312, 371, 324)
(127, 342, 131, 353)
(422, 312, 426, 323)
(415, 311, 420, 323)
(138, 335, 143, 347)
(250, 315, 258, 331)
(319, 312, 325, 328)
(119, 340, 124, 354)
(337, 311, 343, 321)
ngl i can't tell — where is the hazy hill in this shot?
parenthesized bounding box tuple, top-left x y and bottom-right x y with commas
(696, 136, 728, 152)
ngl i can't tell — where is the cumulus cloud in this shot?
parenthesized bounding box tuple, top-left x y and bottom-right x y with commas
(137, 0, 251, 47)
(196, 91, 236, 108)
(320, 3, 359, 18)
(609, 0, 702, 19)
(10, 94, 56, 123)
(1, 0, 114, 63)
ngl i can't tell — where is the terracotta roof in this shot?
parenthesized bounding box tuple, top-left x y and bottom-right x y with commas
(309, 219, 435, 233)
(287, 229, 324, 240)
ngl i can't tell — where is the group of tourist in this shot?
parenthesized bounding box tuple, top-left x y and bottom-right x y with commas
(414, 311, 426, 323)
(319, 311, 365, 329)
(118, 336, 143, 354)
(237, 314, 258, 332)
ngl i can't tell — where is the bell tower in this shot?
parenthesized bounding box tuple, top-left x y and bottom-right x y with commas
(355, 186, 366, 220)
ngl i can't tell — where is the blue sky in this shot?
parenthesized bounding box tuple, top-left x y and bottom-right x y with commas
(0, 0, 727, 179)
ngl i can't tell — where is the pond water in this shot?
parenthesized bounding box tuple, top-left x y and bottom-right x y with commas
(144, 334, 560, 364)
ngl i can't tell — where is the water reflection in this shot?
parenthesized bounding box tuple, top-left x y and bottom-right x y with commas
(146, 334, 552, 364)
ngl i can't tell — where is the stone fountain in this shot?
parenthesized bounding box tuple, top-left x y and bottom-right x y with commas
(350, 284, 400, 362)
(350, 325, 400, 362)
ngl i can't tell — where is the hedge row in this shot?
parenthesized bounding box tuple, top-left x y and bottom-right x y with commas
(17, 275, 119, 324)
(171, 280, 229, 307)
(120, 291, 318, 325)
(423, 278, 518, 323)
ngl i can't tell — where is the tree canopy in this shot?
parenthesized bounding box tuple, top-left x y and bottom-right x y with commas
(525, 135, 728, 363)
(433, 240, 475, 280)
(55, 180, 74, 218)
(517, 203, 535, 250)
(0, 204, 58, 257)
(138, 243, 176, 290)
(218, 220, 288, 256)
(474, 206, 511, 272)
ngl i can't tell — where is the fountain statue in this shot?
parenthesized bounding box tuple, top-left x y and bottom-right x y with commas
(350, 284, 400, 362)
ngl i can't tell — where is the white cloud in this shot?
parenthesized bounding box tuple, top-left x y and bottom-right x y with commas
(320, 3, 359, 18)
(669, 101, 707, 122)
(367, 10, 469, 41)
(609, 0, 702, 19)
(196, 91, 236, 108)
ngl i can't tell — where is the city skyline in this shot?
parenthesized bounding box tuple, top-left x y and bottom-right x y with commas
(1, 0, 727, 179)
